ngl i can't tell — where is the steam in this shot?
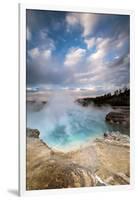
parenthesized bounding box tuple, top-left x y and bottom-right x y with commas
(27, 91, 113, 149)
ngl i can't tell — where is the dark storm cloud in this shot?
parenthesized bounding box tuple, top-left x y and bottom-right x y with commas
(94, 14, 129, 38)
(27, 61, 72, 86)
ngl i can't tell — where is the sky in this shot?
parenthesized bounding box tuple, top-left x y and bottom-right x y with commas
(26, 9, 130, 96)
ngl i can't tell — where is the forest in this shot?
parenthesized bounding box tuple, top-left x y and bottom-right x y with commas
(77, 87, 130, 107)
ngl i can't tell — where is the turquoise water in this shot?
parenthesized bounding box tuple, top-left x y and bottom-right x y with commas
(27, 93, 128, 150)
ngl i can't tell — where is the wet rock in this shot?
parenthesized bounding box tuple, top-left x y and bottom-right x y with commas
(26, 131, 96, 190)
(42, 101, 47, 104)
(26, 128, 130, 189)
(94, 132, 130, 185)
(103, 131, 129, 143)
(105, 110, 129, 125)
(104, 132, 108, 138)
(27, 161, 96, 190)
(27, 128, 40, 138)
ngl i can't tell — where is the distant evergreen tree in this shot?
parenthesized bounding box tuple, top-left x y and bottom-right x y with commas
(77, 86, 130, 107)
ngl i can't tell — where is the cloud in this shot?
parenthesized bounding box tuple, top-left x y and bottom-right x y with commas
(42, 49, 52, 59)
(27, 27, 31, 41)
(27, 47, 74, 87)
(80, 14, 99, 37)
(84, 37, 96, 49)
(70, 35, 130, 94)
(39, 29, 55, 50)
(28, 48, 39, 58)
(28, 48, 52, 60)
(66, 14, 79, 26)
(89, 49, 105, 61)
(66, 13, 99, 37)
(87, 37, 110, 64)
(87, 33, 128, 64)
(64, 48, 86, 67)
(96, 37, 111, 50)
(26, 10, 130, 96)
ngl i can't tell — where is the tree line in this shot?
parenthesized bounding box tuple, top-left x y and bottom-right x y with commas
(77, 87, 130, 106)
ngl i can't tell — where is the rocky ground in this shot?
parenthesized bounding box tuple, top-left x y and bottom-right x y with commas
(105, 106, 129, 126)
(26, 128, 130, 190)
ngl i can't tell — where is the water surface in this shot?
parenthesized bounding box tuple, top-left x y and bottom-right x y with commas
(27, 92, 128, 150)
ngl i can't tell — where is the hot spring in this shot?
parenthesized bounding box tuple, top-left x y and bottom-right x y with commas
(27, 91, 127, 150)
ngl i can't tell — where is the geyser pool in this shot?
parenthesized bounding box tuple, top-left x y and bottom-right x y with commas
(27, 92, 123, 150)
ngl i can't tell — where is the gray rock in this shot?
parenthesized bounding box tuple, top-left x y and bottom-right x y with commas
(27, 128, 40, 138)
(105, 110, 129, 125)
